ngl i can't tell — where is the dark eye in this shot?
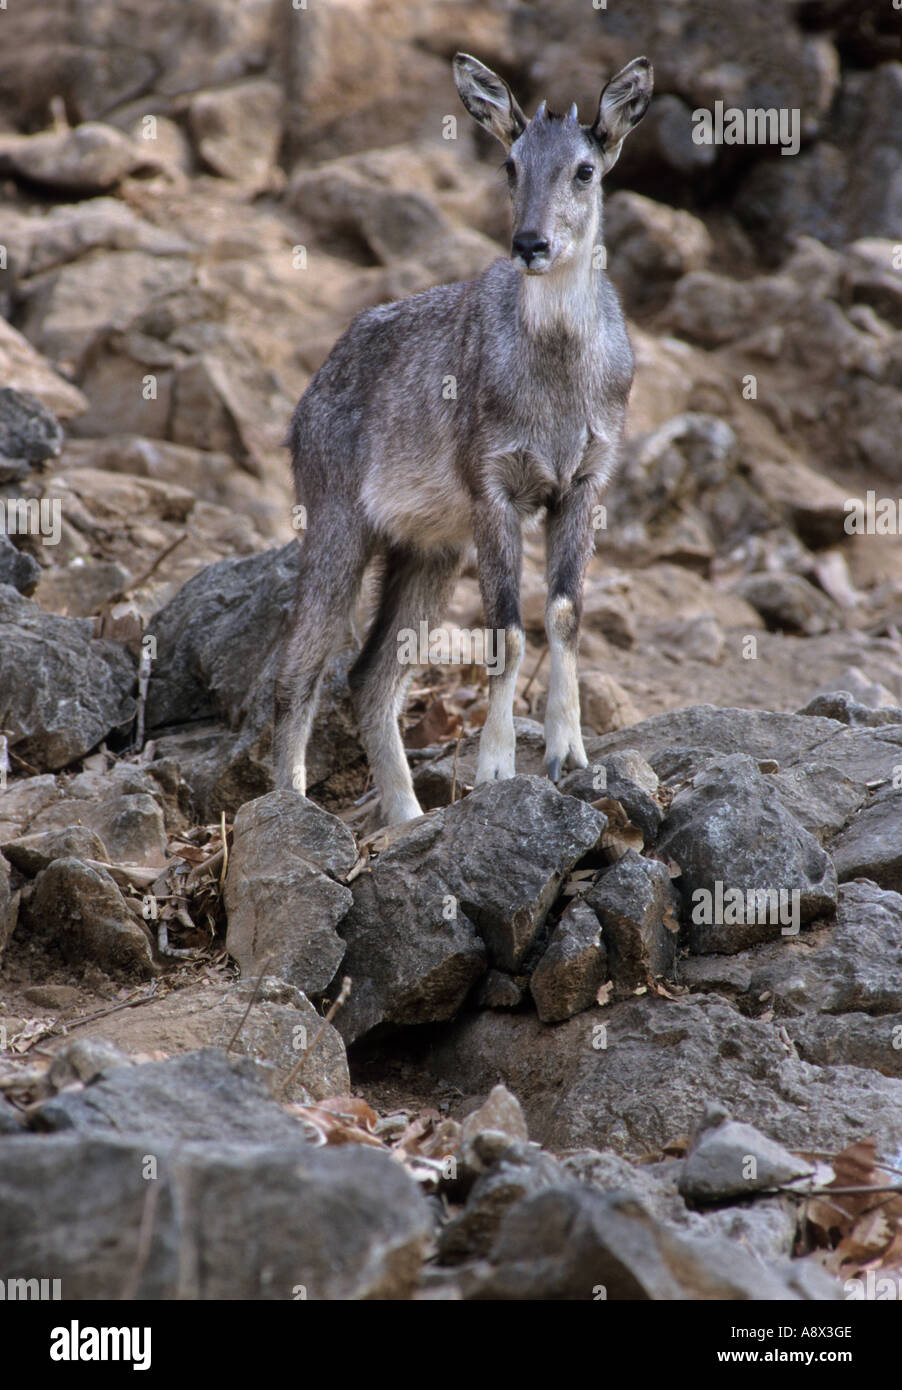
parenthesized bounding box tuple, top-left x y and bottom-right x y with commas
(575, 163, 595, 183)
(504, 158, 517, 182)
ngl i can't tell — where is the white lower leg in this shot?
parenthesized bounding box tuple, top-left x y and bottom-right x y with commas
(476, 626, 523, 782)
(368, 718, 423, 825)
(544, 596, 587, 780)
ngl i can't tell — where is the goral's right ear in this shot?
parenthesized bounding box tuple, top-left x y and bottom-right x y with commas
(453, 53, 527, 150)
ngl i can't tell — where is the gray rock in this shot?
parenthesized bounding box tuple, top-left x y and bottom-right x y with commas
(2, 824, 110, 875)
(733, 572, 836, 635)
(830, 787, 902, 891)
(475, 970, 524, 1010)
(336, 831, 487, 1044)
(427, 994, 902, 1158)
(336, 778, 603, 1041)
(225, 976, 350, 1100)
(0, 850, 18, 961)
(47, 1037, 135, 1090)
(0, 586, 136, 771)
(561, 749, 663, 843)
(767, 762, 867, 842)
(583, 706, 844, 788)
(679, 1113, 814, 1204)
(530, 899, 608, 1024)
(460, 1085, 529, 1158)
(745, 880, 902, 1018)
(585, 851, 679, 992)
(26, 857, 155, 978)
(843, 63, 902, 243)
(814, 666, 900, 710)
(30, 1047, 308, 1143)
(0, 122, 142, 193)
(0, 533, 40, 595)
(562, 1147, 798, 1263)
(0, 1132, 430, 1299)
(657, 754, 838, 953)
(785, 1011, 902, 1078)
(188, 79, 281, 188)
(798, 691, 902, 728)
(0, 386, 63, 473)
(472, 1185, 804, 1300)
(145, 544, 365, 817)
(0, 773, 59, 842)
(35, 792, 166, 867)
(0, 1099, 24, 1133)
(39, 979, 350, 1103)
(224, 790, 356, 994)
(412, 717, 547, 811)
(439, 1143, 562, 1263)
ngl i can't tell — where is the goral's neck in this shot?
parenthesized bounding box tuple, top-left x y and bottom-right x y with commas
(517, 249, 600, 346)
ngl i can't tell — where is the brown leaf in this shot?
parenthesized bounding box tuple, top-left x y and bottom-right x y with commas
(405, 697, 462, 749)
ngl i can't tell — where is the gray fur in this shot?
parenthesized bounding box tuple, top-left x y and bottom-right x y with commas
(274, 53, 653, 825)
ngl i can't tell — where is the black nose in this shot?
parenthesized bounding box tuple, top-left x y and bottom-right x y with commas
(512, 232, 550, 266)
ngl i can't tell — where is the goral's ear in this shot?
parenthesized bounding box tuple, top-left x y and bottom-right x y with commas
(589, 56, 653, 174)
(453, 52, 528, 150)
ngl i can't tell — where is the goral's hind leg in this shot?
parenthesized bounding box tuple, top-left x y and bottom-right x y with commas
(273, 514, 370, 796)
(349, 544, 462, 826)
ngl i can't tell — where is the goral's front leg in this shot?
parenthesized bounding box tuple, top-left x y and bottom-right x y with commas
(472, 495, 524, 783)
(543, 478, 597, 783)
(544, 593, 588, 782)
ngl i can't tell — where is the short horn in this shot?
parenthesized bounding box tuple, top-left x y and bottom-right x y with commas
(568, 101, 578, 120)
(535, 98, 547, 120)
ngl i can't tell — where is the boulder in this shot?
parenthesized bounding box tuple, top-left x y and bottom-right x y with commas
(0, 387, 63, 480)
(0, 123, 143, 193)
(679, 1111, 814, 1204)
(30, 1047, 315, 1142)
(336, 778, 604, 1041)
(427, 993, 902, 1158)
(530, 900, 608, 1024)
(657, 754, 838, 952)
(830, 788, 902, 892)
(585, 851, 679, 992)
(26, 857, 155, 978)
(0, 1132, 430, 1299)
(0, 586, 136, 771)
(146, 544, 366, 818)
(224, 790, 356, 994)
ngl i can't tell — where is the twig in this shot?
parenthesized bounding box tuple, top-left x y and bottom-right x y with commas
(121, 1173, 162, 1301)
(122, 1142, 183, 1301)
(226, 957, 270, 1052)
(449, 733, 463, 806)
(219, 810, 229, 890)
(24, 984, 160, 1049)
(520, 644, 548, 702)
(184, 847, 225, 892)
(789, 1183, 902, 1197)
(277, 977, 351, 1098)
(109, 532, 188, 603)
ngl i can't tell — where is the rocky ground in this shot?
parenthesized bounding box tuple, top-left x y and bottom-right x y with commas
(1, 0, 902, 1299)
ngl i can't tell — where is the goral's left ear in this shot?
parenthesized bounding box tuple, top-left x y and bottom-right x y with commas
(589, 56, 653, 174)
